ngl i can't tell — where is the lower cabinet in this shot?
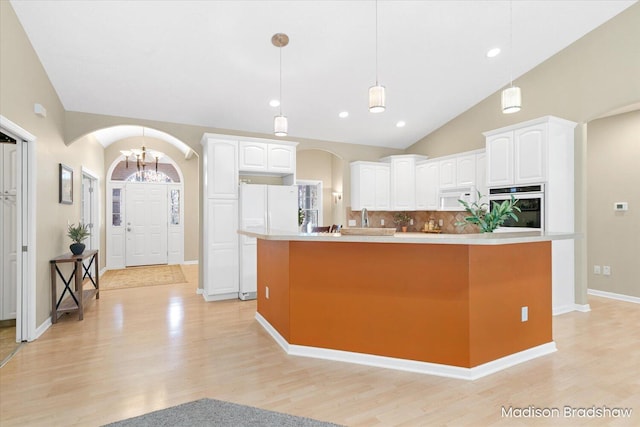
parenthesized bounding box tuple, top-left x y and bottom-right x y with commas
(204, 199, 239, 300)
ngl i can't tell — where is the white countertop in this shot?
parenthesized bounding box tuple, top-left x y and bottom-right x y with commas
(238, 228, 578, 245)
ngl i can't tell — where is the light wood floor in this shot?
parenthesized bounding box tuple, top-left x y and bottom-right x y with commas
(0, 264, 638, 426)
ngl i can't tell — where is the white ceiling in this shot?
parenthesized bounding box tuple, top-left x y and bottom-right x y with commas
(10, 0, 636, 149)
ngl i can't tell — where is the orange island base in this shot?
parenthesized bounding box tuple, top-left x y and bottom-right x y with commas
(242, 230, 575, 380)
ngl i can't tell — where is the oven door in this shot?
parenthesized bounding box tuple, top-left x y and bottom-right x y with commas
(488, 193, 544, 231)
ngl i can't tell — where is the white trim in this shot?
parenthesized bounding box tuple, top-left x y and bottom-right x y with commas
(255, 313, 557, 381)
(1, 116, 37, 342)
(296, 179, 323, 227)
(588, 289, 640, 304)
(81, 167, 100, 259)
(573, 303, 591, 312)
(182, 260, 199, 265)
(553, 303, 592, 315)
(196, 288, 204, 295)
(201, 292, 238, 302)
(34, 317, 52, 340)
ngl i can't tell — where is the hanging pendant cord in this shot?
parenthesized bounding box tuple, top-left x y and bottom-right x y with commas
(375, 0, 379, 85)
(279, 47, 283, 116)
(509, 0, 513, 88)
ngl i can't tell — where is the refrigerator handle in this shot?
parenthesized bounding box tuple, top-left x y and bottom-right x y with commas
(267, 212, 271, 232)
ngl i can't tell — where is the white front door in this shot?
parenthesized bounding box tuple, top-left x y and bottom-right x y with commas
(81, 173, 98, 270)
(125, 183, 168, 266)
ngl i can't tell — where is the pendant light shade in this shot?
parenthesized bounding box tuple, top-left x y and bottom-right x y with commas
(369, 85, 386, 113)
(274, 115, 288, 137)
(501, 86, 521, 114)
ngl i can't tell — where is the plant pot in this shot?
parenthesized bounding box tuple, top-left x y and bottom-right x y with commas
(70, 243, 85, 255)
(401, 226, 408, 232)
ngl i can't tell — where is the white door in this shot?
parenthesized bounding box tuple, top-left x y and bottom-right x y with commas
(125, 183, 168, 266)
(1, 143, 17, 320)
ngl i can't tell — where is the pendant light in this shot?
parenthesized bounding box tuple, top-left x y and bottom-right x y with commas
(369, 0, 385, 113)
(272, 33, 289, 136)
(502, 0, 521, 114)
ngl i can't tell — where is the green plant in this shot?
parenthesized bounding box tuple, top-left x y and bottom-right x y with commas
(298, 208, 305, 227)
(393, 211, 412, 226)
(67, 222, 91, 243)
(456, 192, 521, 233)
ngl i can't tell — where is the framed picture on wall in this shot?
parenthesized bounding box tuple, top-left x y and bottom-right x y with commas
(59, 163, 73, 204)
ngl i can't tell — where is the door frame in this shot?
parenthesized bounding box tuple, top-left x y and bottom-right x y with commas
(0, 115, 36, 342)
(81, 167, 100, 255)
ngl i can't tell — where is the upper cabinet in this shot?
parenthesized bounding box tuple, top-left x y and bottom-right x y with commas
(202, 137, 238, 199)
(415, 160, 439, 210)
(350, 161, 390, 211)
(381, 155, 428, 210)
(438, 158, 457, 189)
(456, 154, 476, 188)
(484, 118, 571, 187)
(239, 141, 296, 175)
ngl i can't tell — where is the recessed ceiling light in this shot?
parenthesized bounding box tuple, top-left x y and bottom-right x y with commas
(396, 121, 406, 128)
(339, 111, 349, 118)
(269, 99, 280, 107)
(486, 47, 501, 58)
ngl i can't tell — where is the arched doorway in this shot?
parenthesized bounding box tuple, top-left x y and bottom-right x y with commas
(106, 145, 185, 269)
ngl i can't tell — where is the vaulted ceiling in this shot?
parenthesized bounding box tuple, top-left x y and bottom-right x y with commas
(10, 0, 636, 149)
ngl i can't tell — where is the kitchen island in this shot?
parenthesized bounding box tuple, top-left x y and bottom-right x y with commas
(239, 229, 576, 380)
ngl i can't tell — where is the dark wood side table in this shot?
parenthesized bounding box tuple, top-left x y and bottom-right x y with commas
(50, 249, 99, 323)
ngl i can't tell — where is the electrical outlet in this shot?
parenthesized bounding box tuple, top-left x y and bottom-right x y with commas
(265, 286, 269, 299)
(594, 265, 601, 274)
(438, 219, 443, 227)
(381, 219, 385, 226)
(603, 266, 611, 276)
(348, 219, 356, 227)
(521, 306, 528, 322)
(410, 219, 414, 225)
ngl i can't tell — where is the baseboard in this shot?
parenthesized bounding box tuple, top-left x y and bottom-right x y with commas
(588, 289, 640, 304)
(573, 303, 591, 312)
(33, 317, 52, 341)
(196, 288, 204, 295)
(255, 313, 556, 381)
(201, 292, 238, 302)
(99, 267, 107, 277)
(182, 260, 199, 265)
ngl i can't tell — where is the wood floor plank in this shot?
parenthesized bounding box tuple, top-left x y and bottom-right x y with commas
(0, 264, 638, 426)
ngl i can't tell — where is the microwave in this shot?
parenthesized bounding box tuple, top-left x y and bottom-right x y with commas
(439, 188, 474, 211)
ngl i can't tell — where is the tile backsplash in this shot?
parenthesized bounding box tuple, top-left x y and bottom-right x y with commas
(345, 208, 479, 234)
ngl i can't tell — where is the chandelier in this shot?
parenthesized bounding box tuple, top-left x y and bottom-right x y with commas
(120, 127, 164, 172)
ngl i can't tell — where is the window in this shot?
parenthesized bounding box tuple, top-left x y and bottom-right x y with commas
(170, 189, 180, 225)
(112, 188, 122, 226)
(297, 181, 322, 231)
(125, 170, 174, 183)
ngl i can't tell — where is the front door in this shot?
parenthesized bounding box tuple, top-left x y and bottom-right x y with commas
(125, 183, 168, 266)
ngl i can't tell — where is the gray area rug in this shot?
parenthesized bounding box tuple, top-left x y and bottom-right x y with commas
(103, 398, 344, 427)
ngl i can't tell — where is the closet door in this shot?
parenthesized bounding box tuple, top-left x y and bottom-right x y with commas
(1, 144, 18, 320)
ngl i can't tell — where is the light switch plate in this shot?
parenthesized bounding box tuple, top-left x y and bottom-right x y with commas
(348, 219, 356, 227)
(521, 306, 528, 322)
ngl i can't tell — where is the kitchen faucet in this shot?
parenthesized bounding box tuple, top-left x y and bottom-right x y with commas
(361, 208, 369, 228)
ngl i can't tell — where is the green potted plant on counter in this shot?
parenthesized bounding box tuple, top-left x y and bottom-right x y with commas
(393, 211, 412, 232)
(67, 222, 91, 255)
(457, 192, 521, 233)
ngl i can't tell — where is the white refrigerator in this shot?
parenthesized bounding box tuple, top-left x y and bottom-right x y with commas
(239, 184, 298, 300)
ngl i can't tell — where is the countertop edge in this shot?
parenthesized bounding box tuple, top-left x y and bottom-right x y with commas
(238, 229, 579, 245)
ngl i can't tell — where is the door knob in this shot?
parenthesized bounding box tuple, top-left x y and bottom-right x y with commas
(127, 227, 132, 232)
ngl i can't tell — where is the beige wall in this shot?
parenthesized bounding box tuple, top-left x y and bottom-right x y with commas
(0, 1, 105, 326)
(405, 3, 640, 305)
(587, 110, 640, 298)
(104, 137, 199, 262)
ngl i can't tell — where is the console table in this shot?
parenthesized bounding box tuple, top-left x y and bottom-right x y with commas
(50, 249, 99, 323)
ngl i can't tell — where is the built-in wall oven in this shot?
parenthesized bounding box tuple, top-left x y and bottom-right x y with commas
(488, 185, 544, 231)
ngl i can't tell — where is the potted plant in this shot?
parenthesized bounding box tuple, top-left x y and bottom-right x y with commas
(298, 208, 305, 229)
(67, 222, 91, 255)
(393, 211, 412, 232)
(456, 192, 521, 233)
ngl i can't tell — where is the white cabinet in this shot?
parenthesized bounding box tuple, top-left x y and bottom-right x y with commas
(475, 153, 487, 198)
(238, 142, 267, 172)
(239, 141, 296, 175)
(204, 199, 239, 299)
(415, 160, 439, 210)
(267, 144, 296, 174)
(456, 154, 476, 188)
(380, 155, 428, 210)
(205, 138, 238, 199)
(350, 161, 390, 211)
(485, 121, 548, 187)
(439, 158, 457, 189)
